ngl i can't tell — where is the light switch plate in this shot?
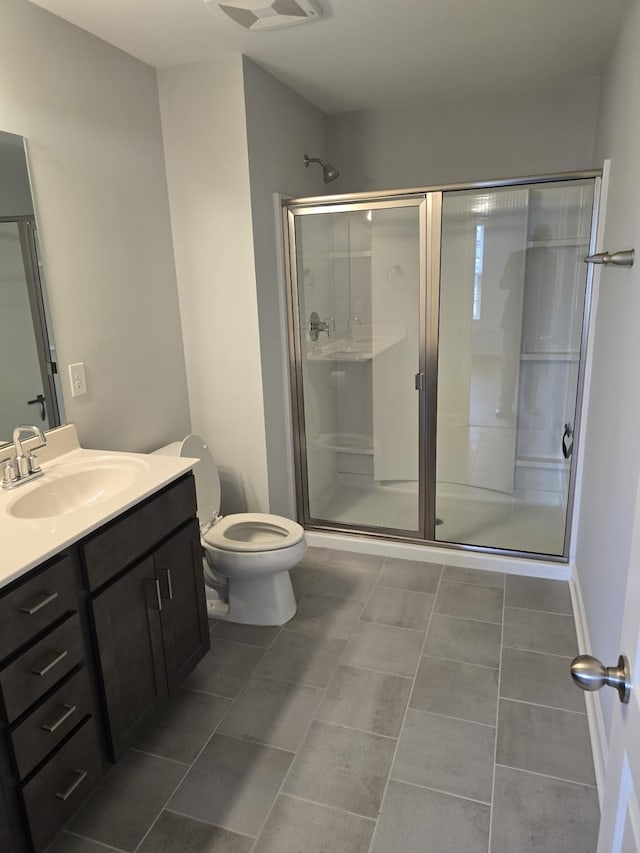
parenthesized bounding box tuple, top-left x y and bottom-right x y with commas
(68, 362, 87, 397)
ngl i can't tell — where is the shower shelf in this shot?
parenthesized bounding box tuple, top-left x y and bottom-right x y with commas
(314, 432, 376, 455)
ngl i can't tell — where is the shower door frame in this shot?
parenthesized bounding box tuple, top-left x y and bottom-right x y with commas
(283, 169, 601, 562)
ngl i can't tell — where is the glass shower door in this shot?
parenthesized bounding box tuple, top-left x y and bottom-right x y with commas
(289, 200, 425, 535)
(435, 179, 596, 555)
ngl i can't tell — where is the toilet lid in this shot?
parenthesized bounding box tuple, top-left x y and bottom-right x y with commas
(203, 513, 305, 553)
(179, 435, 221, 521)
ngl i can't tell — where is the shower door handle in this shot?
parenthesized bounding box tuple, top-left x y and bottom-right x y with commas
(562, 423, 574, 459)
(414, 372, 425, 391)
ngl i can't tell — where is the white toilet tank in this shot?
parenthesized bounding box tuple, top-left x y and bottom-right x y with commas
(153, 435, 221, 526)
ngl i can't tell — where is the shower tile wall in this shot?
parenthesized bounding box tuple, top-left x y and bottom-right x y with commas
(53, 548, 599, 853)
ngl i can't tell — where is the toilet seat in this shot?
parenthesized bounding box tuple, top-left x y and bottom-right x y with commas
(203, 513, 305, 553)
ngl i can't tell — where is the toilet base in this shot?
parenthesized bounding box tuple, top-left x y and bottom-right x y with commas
(206, 571, 297, 626)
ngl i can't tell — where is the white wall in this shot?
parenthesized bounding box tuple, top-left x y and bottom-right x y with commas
(0, 0, 191, 452)
(327, 77, 601, 192)
(242, 57, 328, 516)
(575, 0, 640, 738)
(158, 56, 270, 514)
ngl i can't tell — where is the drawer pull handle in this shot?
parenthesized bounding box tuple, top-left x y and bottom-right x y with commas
(20, 591, 59, 616)
(32, 648, 68, 677)
(55, 769, 88, 801)
(41, 703, 77, 733)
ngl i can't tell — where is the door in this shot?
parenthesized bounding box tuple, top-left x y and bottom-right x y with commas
(91, 556, 167, 760)
(287, 198, 427, 537)
(596, 475, 640, 851)
(156, 520, 210, 693)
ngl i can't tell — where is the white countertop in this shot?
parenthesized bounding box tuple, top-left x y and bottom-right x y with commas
(0, 425, 197, 589)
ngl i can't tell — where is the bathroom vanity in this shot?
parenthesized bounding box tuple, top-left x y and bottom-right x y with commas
(0, 426, 209, 852)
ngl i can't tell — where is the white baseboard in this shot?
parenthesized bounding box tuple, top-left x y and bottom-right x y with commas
(570, 564, 607, 806)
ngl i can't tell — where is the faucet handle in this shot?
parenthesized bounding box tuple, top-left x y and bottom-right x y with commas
(26, 452, 42, 475)
(0, 457, 18, 488)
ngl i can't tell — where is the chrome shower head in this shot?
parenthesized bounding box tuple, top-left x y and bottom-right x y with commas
(304, 154, 340, 183)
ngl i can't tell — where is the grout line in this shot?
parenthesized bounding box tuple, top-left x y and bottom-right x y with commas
(494, 763, 598, 790)
(497, 695, 587, 716)
(403, 706, 496, 730)
(429, 610, 505, 627)
(487, 557, 506, 852)
(180, 685, 237, 700)
(163, 805, 258, 839)
(501, 643, 577, 660)
(62, 831, 129, 852)
(374, 583, 437, 598)
(366, 563, 445, 853)
(504, 603, 574, 617)
(310, 718, 399, 742)
(282, 791, 379, 823)
(420, 651, 500, 671)
(388, 775, 492, 807)
(128, 747, 190, 766)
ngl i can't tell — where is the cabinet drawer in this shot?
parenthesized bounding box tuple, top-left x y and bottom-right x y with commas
(0, 553, 77, 663)
(21, 717, 102, 853)
(0, 614, 84, 724)
(82, 474, 197, 590)
(9, 667, 93, 780)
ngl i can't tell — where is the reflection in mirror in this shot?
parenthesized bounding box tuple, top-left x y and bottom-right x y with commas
(0, 131, 64, 445)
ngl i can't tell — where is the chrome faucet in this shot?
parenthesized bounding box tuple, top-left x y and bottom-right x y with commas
(1, 425, 47, 489)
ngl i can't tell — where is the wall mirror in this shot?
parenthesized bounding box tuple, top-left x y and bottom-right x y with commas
(0, 130, 63, 446)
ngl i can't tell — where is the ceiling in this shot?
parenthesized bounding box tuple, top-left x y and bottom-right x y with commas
(27, 0, 629, 114)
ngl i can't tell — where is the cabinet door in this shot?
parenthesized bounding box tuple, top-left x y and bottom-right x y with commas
(155, 521, 210, 693)
(91, 557, 167, 760)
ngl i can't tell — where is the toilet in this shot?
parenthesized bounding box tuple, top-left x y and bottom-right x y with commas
(153, 435, 306, 625)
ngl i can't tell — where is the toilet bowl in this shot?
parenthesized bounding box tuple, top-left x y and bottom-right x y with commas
(153, 435, 305, 625)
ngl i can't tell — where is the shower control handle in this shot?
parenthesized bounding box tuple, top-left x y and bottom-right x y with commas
(309, 311, 330, 341)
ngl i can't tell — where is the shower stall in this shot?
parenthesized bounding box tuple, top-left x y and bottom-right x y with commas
(284, 172, 599, 560)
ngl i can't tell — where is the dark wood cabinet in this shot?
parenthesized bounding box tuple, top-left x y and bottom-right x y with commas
(0, 472, 209, 852)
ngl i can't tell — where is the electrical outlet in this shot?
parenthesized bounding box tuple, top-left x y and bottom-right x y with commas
(68, 362, 88, 397)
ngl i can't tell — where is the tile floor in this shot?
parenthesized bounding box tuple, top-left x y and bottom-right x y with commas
(50, 548, 599, 853)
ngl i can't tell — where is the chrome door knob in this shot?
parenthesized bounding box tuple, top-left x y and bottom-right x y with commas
(570, 654, 631, 704)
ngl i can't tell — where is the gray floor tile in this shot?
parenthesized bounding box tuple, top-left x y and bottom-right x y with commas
(184, 639, 265, 699)
(218, 676, 323, 751)
(496, 699, 596, 785)
(254, 629, 346, 687)
(169, 734, 293, 837)
(297, 546, 330, 569)
(307, 560, 381, 603)
(325, 549, 385, 571)
(491, 766, 599, 853)
(289, 565, 316, 600)
(505, 575, 572, 614)
(392, 709, 495, 803)
(253, 794, 375, 853)
(435, 581, 503, 623)
(138, 811, 253, 853)
(371, 780, 490, 853)
(283, 720, 396, 819)
(318, 664, 412, 737)
(341, 621, 424, 678)
(424, 614, 501, 668)
(411, 656, 499, 725)
(285, 592, 363, 640)
(503, 606, 578, 656)
(443, 565, 505, 589)
(361, 586, 434, 631)
(500, 647, 585, 712)
(47, 835, 121, 853)
(211, 622, 281, 648)
(134, 689, 231, 764)
(68, 750, 187, 852)
(378, 558, 442, 593)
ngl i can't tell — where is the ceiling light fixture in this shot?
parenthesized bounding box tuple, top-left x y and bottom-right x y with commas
(206, 0, 322, 31)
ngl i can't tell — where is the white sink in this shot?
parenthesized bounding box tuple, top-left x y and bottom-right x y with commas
(8, 456, 149, 519)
